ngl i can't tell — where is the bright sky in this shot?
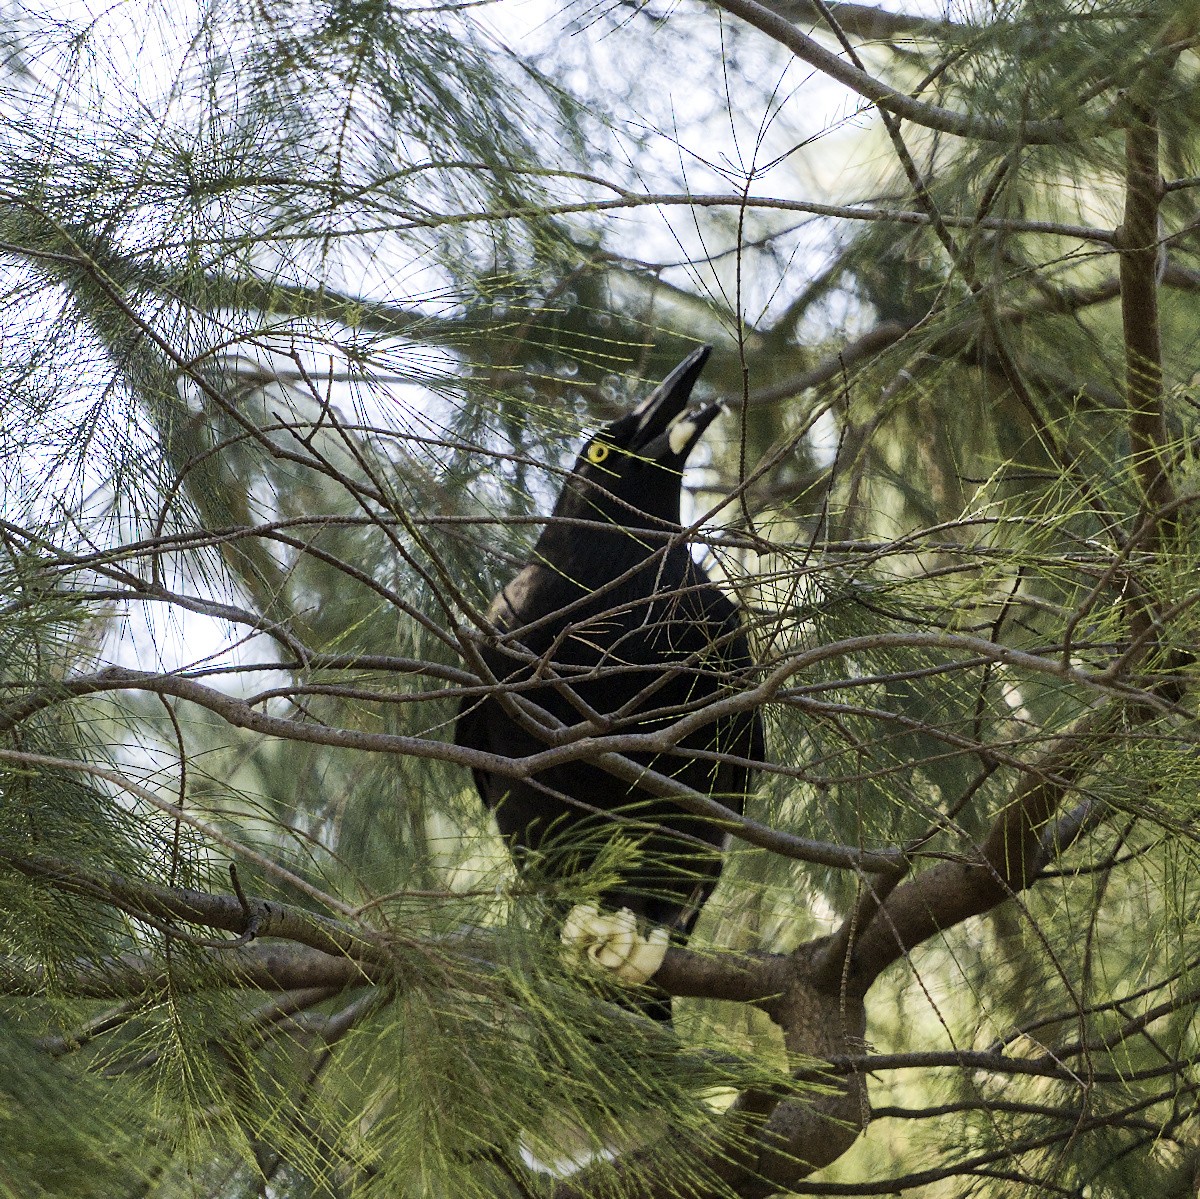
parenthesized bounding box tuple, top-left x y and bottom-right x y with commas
(8, 0, 941, 679)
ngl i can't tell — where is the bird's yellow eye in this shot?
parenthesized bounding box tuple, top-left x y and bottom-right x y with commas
(586, 441, 610, 465)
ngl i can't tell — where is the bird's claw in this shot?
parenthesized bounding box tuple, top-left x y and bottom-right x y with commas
(560, 903, 669, 985)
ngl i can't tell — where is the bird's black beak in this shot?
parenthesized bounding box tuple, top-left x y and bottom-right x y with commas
(627, 345, 722, 462)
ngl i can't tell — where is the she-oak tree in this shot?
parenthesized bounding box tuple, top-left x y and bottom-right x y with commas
(4, 0, 1200, 1195)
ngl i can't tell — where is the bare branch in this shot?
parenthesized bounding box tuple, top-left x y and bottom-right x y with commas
(709, 0, 1093, 143)
(0, 944, 364, 998)
(1119, 102, 1172, 519)
(3, 853, 391, 965)
(849, 704, 1121, 982)
(753, 0, 962, 39)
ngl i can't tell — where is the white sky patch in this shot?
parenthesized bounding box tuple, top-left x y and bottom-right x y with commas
(7, 0, 953, 682)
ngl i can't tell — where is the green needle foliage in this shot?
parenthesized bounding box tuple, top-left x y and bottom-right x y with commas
(6, 0, 1200, 1196)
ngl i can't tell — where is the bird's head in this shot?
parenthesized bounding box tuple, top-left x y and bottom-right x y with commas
(543, 345, 722, 545)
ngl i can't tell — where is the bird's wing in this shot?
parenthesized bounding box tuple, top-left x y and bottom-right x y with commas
(488, 563, 564, 629)
(455, 564, 560, 807)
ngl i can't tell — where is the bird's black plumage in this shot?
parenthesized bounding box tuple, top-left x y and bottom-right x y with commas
(457, 347, 762, 997)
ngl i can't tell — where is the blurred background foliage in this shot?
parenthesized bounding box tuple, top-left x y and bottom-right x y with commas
(4, 0, 1200, 1194)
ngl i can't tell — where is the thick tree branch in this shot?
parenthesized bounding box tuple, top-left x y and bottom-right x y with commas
(849, 704, 1120, 982)
(755, 0, 961, 39)
(1119, 103, 1172, 521)
(708, 0, 1091, 143)
(2, 854, 391, 966)
(0, 856, 790, 1009)
(0, 943, 367, 998)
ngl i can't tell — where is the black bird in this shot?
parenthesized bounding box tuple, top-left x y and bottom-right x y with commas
(456, 346, 762, 1010)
